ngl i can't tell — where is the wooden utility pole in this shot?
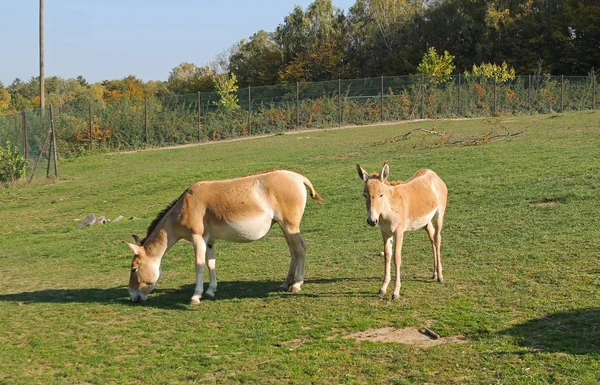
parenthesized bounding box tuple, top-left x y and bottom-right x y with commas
(40, 0, 45, 121)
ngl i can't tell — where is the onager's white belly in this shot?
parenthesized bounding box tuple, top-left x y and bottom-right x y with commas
(209, 214, 273, 243)
(404, 209, 437, 231)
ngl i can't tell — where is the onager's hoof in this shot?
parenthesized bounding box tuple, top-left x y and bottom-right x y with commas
(190, 297, 201, 305)
(392, 294, 400, 300)
(437, 277, 444, 283)
(203, 291, 215, 300)
(290, 286, 302, 293)
(378, 289, 386, 297)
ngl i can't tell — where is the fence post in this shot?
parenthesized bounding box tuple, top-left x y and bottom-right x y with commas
(144, 98, 149, 144)
(50, 104, 58, 180)
(21, 110, 28, 161)
(248, 86, 251, 135)
(380, 75, 384, 122)
(421, 73, 425, 119)
(592, 73, 596, 110)
(296, 81, 299, 129)
(338, 78, 342, 126)
(197, 92, 202, 142)
(458, 74, 462, 116)
(493, 77, 497, 116)
(528, 74, 531, 112)
(561, 75, 564, 112)
(88, 101, 93, 151)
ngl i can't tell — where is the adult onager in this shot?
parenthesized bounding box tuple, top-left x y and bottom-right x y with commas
(126, 169, 323, 304)
(356, 163, 447, 300)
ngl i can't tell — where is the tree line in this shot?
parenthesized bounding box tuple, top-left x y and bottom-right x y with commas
(1, 0, 598, 115)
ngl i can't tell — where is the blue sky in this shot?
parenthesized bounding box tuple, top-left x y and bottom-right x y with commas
(0, 0, 356, 85)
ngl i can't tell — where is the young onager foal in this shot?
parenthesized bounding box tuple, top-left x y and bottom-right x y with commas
(126, 169, 323, 305)
(357, 163, 447, 299)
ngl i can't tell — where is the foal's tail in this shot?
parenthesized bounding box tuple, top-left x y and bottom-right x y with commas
(302, 176, 324, 205)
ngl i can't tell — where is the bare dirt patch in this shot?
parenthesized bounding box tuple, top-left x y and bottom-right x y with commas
(343, 327, 467, 348)
(531, 201, 560, 207)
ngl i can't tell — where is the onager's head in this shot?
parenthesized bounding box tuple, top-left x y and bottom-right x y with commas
(126, 236, 161, 303)
(356, 163, 390, 227)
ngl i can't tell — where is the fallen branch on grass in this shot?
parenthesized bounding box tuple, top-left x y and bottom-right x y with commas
(373, 128, 524, 147)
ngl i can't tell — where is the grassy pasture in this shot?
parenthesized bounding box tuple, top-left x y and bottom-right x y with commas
(0, 112, 599, 384)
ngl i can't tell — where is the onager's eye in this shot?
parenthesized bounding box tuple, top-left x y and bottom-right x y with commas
(131, 267, 138, 273)
(379, 194, 384, 198)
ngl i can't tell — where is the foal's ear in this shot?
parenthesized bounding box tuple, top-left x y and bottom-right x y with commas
(125, 241, 142, 255)
(132, 234, 142, 246)
(356, 164, 369, 182)
(379, 163, 390, 182)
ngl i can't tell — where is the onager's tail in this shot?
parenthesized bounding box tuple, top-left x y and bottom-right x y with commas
(302, 176, 324, 205)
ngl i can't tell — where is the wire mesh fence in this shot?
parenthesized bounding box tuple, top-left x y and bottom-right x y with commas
(1, 74, 597, 169)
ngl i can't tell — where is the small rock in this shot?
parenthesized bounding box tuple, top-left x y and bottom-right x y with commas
(77, 214, 97, 228)
(129, 216, 137, 221)
(97, 216, 107, 224)
(113, 215, 125, 223)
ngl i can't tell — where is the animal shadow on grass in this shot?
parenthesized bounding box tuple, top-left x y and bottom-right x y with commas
(500, 307, 600, 355)
(0, 277, 374, 309)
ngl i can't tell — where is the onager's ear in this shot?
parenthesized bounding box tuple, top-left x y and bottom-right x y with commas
(132, 234, 142, 246)
(379, 163, 390, 182)
(125, 242, 142, 255)
(356, 164, 369, 182)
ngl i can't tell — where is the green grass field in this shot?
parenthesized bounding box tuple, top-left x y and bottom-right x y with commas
(1, 112, 599, 384)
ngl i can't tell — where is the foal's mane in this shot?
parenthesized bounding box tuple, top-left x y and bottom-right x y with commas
(142, 190, 187, 245)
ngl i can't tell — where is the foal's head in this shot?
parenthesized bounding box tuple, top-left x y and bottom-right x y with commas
(356, 163, 390, 227)
(125, 236, 162, 303)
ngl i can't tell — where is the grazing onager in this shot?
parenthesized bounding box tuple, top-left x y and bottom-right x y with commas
(126, 169, 323, 304)
(356, 163, 447, 299)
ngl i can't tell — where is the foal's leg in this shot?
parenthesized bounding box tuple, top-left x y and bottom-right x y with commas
(283, 231, 307, 293)
(190, 234, 207, 305)
(425, 222, 438, 281)
(434, 211, 444, 283)
(204, 243, 217, 298)
(379, 232, 393, 296)
(391, 231, 405, 300)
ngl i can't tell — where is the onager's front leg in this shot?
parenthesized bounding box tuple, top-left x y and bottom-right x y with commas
(191, 234, 207, 305)
(204, 243, 217, 298)
(391, 231, 404, 300)
(379, 233, 393, 296)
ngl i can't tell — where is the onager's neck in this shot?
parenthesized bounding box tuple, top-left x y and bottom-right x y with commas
(144, 227, 178, 260)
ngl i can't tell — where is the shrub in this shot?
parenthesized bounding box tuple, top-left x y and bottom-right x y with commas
(0, 141, 27, 182)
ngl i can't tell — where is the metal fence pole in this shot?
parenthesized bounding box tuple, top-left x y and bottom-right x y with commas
(248, 86, 251, 135)
(50, 104, 58, 179)
(144, 98, 149, 144)
(528, 74, 531, 112)
(593, 74, 596, 110)
(296, 82, 299, 129)
(88, 101, 93, 151)
(21, 110, 28, 161)
(458, 74, 461, 116)
(338, 78, 342, 126)
(421, 73, 425, 119)
(561, 75, 564, 112)
(380, 75, 384, 122)
(197, 92, 201, 142)
(493, 77, 497, 116)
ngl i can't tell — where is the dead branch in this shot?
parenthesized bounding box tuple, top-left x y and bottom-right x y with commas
(373, 128, 524, 147)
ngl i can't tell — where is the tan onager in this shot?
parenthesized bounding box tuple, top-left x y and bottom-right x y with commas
(356, 163, 447, 299)
(126, 169, 323, 304)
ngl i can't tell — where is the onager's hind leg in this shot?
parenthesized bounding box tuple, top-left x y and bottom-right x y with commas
(433, 210, 444, 283)
(281, 224, 307, 293)
(425, 223, 438, 281)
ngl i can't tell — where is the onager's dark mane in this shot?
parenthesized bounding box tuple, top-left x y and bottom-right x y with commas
(142, 190, 187, 245)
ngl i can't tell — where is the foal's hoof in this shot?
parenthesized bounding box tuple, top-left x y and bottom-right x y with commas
(203, 292, 215, 300)
(290, 286, 302, 293)
(378, 289, 386, 298)
(190, 297, 201, 305)
(437, 277, 444, 283)
(392, 294, 400, 300)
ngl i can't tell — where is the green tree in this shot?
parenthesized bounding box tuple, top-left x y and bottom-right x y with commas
(229, 30, 282, 87)
(167, 62, 217, 94)
(417, 47, 455, 85)
(213, 73, 240, 111)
